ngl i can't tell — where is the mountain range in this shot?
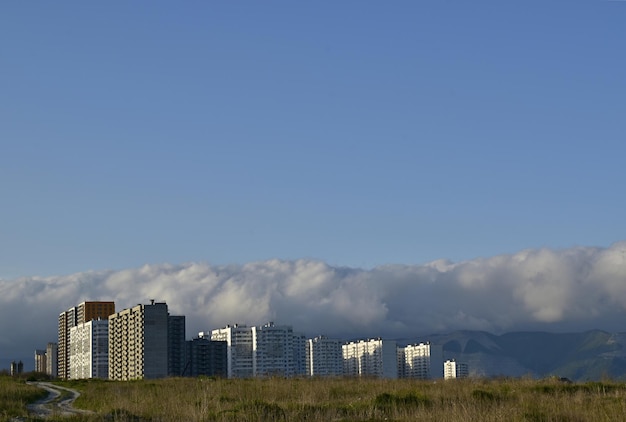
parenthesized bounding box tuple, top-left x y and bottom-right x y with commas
(405, 329, 626, 381)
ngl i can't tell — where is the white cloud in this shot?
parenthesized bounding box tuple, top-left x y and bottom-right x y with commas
(2, 242, 626, 362)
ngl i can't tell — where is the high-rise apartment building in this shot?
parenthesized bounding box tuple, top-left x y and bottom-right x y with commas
(108, 301, 169, 380)
(444, 359, 469, 379)
(46, 343, 58, 378)
(398, 342, 443, 379)
(58, 308, 75, 379)
(343, 338, 398, 379)
(10, 361, 23, 376)
(293, 332, 308, 377)
(35, 350, 47, 373)
(209, 322, 307, 378)
(209, 324, 254, 378)
(168, 315, 186, 377)
(307, 335, 343, 377)
(251, 322, 296, 377)
(58, 301, 115, 379)
(69, 319, 109, 379)
(185, 337, 228, 377)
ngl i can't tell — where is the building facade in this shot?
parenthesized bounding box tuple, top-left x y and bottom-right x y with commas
(209, 322, 307, 378)
(46, 342, 58, 378)
(186, 337, 228, 377)
(251, 322, 296, 377)
(209, 325, 254, 378)
(307, 335, 343, 377)
(35, 350, 47, 373)
(108, 301, 169, 380)
(69, 319, 109, 379)
(342, 338, 398, 379)
(58, 301, 115, 379)
(398, 342, 443, 379)
(444, 359, 469, 379)
(293, 332, 308, 377)
(168, 315, 186, 377)
(57, 307, 75, 379)
(10, 361, 23, 376)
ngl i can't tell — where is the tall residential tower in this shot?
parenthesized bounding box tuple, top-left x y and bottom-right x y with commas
(343, 338, 398, 379)
(209, 324, 253, 378)
(108, 301, 169, 380)
(307, 335, 343, 377)
(57, 301, 115, 379)
(398, 342, 443, 379)
(69, 319, 109, 379)
(209, 322, 306, 378)
(108, 301, 185, 380)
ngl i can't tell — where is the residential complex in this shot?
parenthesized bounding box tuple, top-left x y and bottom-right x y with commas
(208, 322, 309, 378)
(46, 300, 460, 382)
(57, 301, 115, 379)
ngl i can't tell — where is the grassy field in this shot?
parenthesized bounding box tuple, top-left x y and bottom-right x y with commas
(0, 374, 48, 420)
(3, 375, 626, 421)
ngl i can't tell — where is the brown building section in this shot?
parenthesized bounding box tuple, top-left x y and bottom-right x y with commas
(80, 301, 116, 323)
(57, 301, 115, 379)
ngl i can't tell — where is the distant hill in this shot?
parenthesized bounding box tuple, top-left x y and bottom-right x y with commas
(398, 330, 626, 381)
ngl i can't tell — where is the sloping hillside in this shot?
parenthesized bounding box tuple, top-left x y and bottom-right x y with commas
(410, 330, 626, 381)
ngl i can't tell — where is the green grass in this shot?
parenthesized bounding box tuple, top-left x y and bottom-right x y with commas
(5, 375, 626, 421)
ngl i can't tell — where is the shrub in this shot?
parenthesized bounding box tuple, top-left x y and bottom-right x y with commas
(471, 389, 499, 403)
(373, 391, 432, 414)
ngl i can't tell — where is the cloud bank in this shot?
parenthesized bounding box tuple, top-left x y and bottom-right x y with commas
(2, 242, 626, 363)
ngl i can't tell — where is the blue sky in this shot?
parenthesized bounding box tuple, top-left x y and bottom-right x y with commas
(2, 1, 625, 279)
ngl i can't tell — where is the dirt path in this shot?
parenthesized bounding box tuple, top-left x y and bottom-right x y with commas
(21, 382, 94, 419)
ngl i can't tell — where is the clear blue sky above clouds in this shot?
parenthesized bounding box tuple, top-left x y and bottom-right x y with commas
(1, 1, 624, 278)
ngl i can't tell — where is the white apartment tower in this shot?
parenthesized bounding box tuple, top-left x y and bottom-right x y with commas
(398, 342, 444, 379)
(307, 335, 343, 377)
(210, 322, 307, 378)
(210, 324, 254, 378)
(251, 322, 299, 377)
(444, 359, 469, 379)
(108, 301, 169, 380)
(69, 319, 109, 379)
(342, 338, 398, 379)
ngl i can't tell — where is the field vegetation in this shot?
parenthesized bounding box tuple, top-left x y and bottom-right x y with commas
(0, 374, 48, 420)
(3, 375, 626, 421)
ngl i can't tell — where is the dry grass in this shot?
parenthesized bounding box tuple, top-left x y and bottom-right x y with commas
(63, 377, 626, 421)
(0, 374, 48, 420)
(6, 376, 626, 421)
